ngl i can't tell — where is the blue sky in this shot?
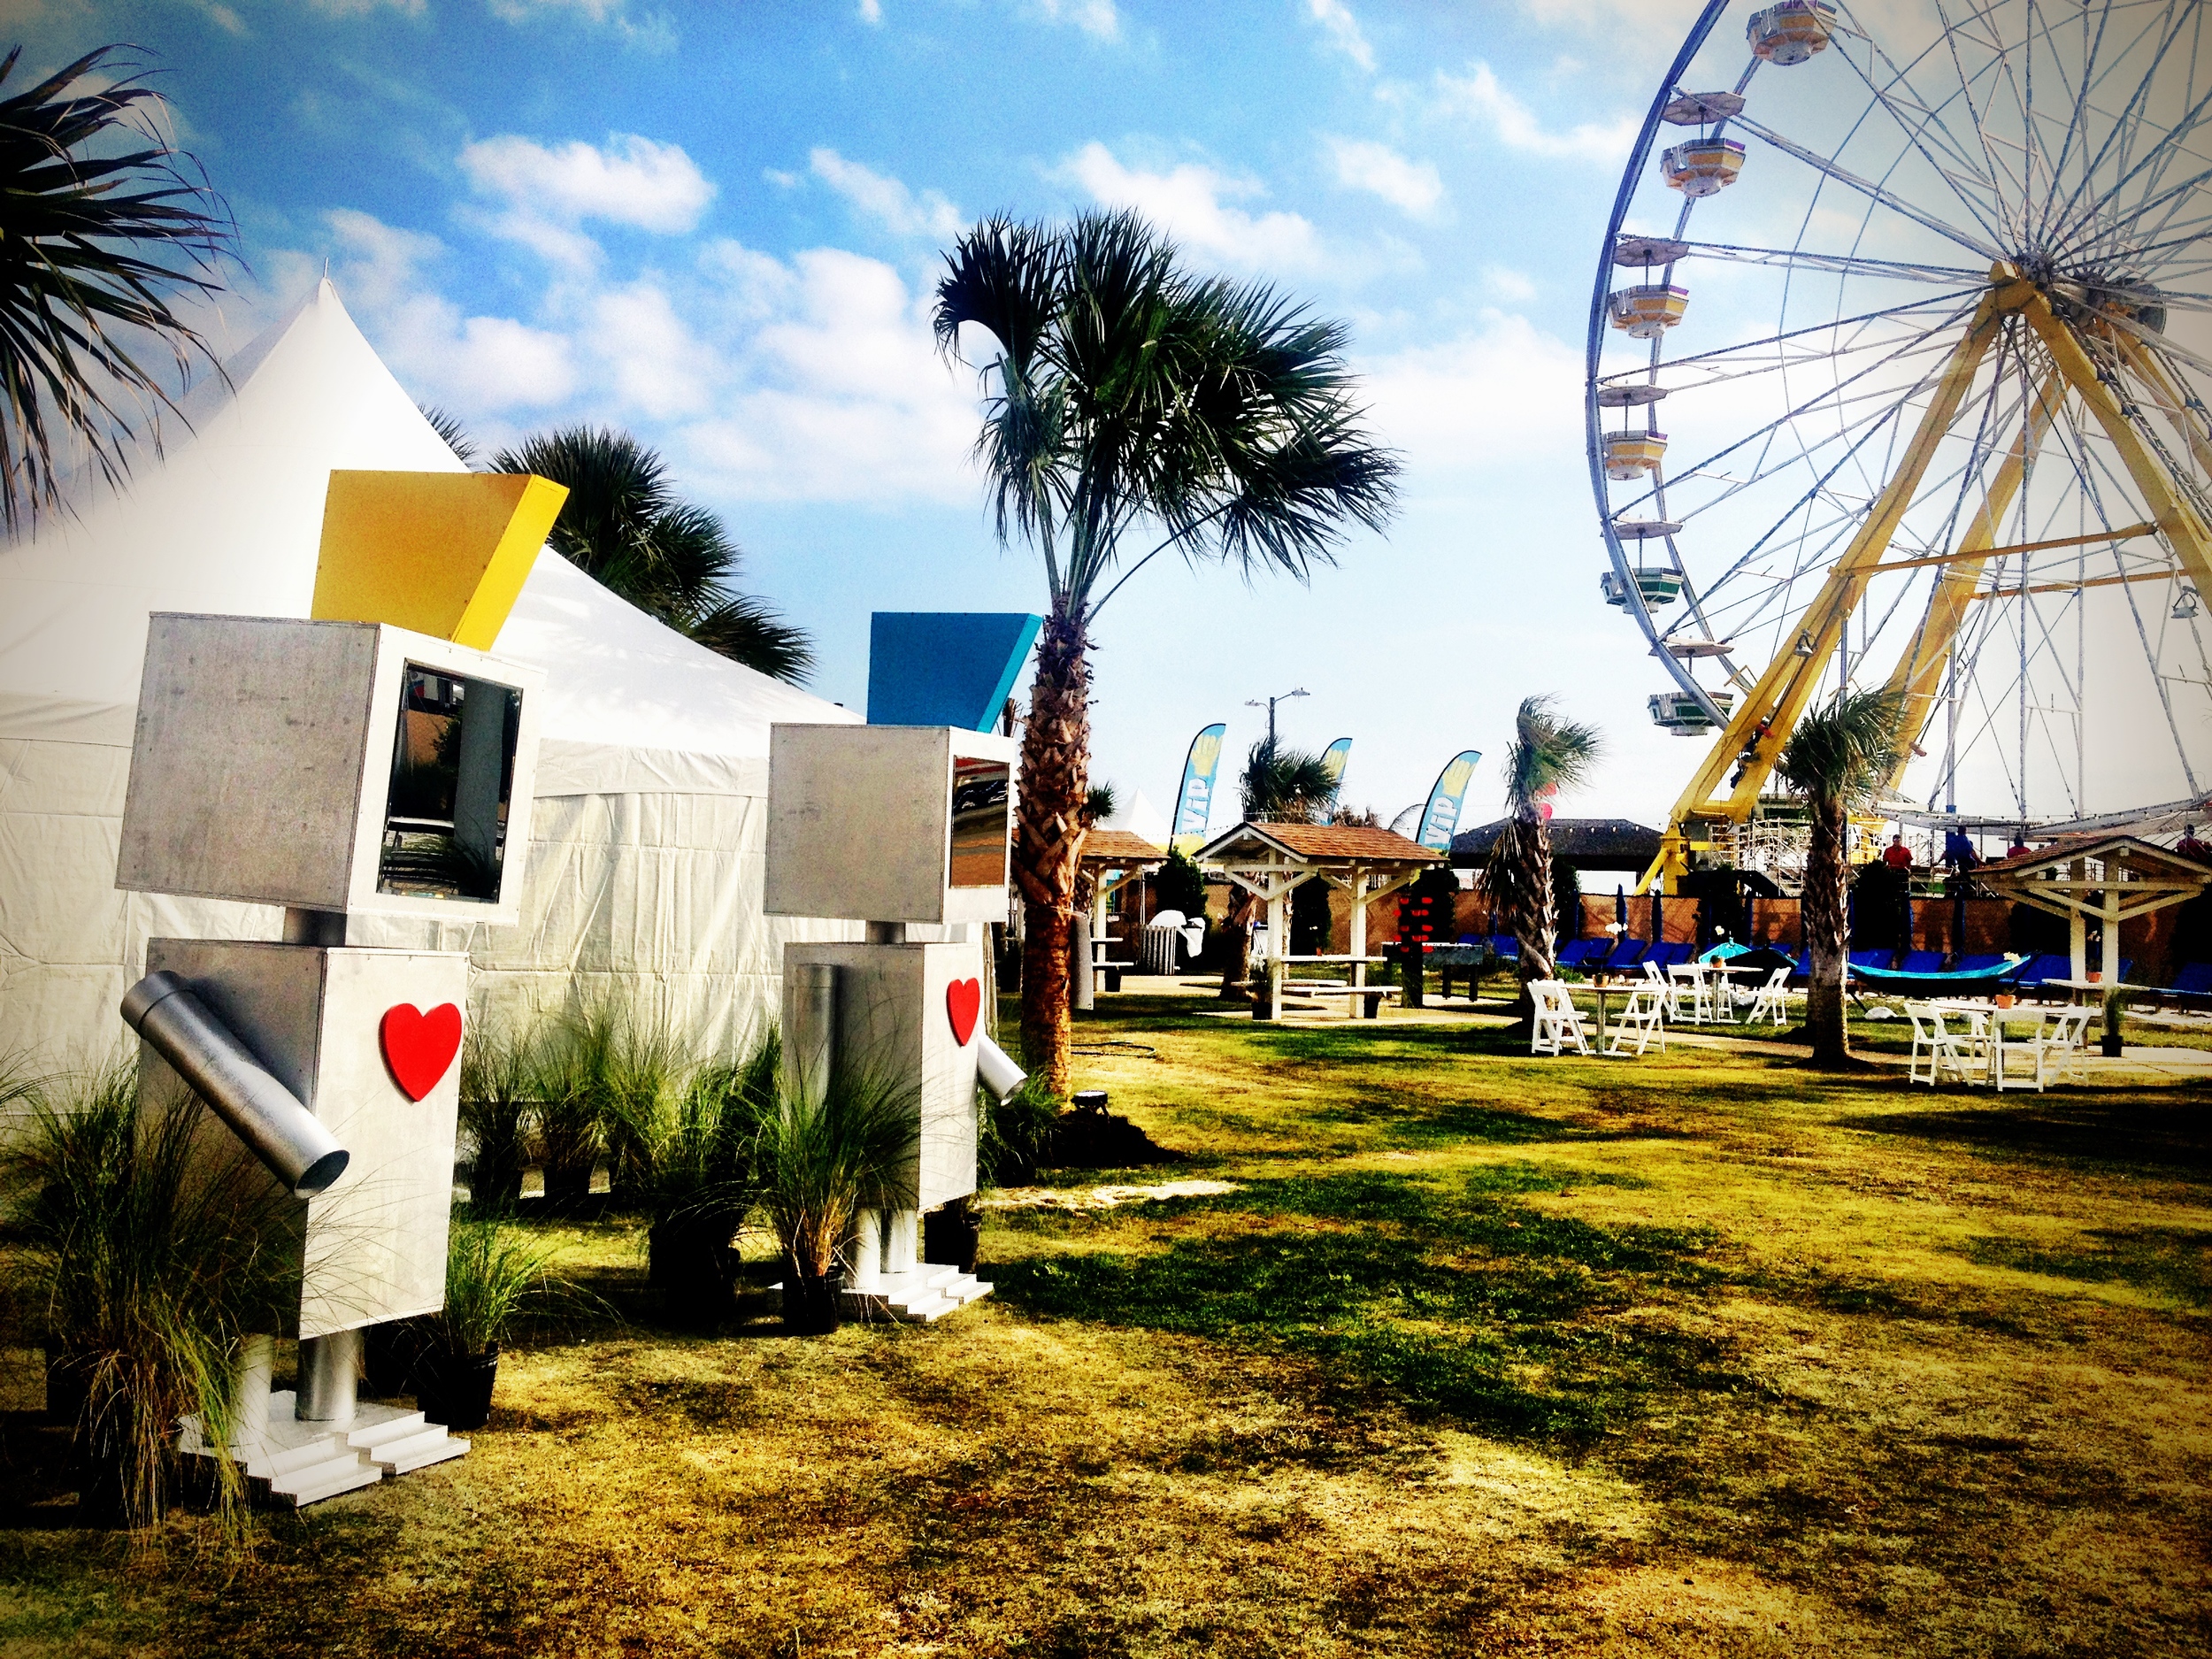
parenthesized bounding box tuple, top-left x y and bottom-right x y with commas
(17, 0, 1723, 835)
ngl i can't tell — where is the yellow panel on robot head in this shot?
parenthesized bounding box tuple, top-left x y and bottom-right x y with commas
(311, 470, 568, 649)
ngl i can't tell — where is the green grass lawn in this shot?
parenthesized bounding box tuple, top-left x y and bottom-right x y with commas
(3, 995, 2206, 1656)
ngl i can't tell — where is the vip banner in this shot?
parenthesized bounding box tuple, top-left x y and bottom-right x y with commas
(1319, 737, 1352, 788)
(1171, 723, 1228, 841)
(1417, 750, 1482, 851)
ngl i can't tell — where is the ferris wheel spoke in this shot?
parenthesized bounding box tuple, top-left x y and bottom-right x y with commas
(1930, 1, 2036, 244)
(1674, 241, 1984, 283)
(1830, 29, 2018, 246)
(1732, 112, 2007, 261)
(1616, 288, 1984, 391)
(2104, 4, 2212, 231)
(2048, 69, 2212, 262)
(2039, 0, 2202, 250)
(2042, 396, 2207, 795)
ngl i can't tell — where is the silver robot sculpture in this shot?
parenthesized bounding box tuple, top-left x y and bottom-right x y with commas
(765, 724, 1026, 1321)
(115, 611, 543, 1504)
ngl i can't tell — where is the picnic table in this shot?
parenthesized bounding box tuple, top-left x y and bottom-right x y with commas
(1278, 954, 1392, 1018)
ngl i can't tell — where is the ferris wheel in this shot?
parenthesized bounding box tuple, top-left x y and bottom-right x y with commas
(1587, 0, 2212, 879)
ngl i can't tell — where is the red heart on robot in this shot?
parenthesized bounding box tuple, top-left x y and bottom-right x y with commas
(945, 979, 981, 1047)
(380, 1003, 463, 1101)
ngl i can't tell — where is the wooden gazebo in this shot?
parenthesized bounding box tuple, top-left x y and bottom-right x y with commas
(1195, 822, 1442, 1018)
(1980, 833, 2212, 985)
(1077, 828, 1166, 1001)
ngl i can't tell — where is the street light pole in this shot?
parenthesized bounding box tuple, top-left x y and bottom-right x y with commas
(1244, 687, 1310, 752)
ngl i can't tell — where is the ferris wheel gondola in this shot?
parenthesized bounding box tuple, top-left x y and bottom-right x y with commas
(1587, 0, 2212, 888)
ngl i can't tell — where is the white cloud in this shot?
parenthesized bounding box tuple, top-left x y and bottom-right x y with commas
(1062, 142, 1326, 273)
(683, 243, 979, 504)
(305, 0, 426, 16)
(590, 281, 717, 419)
(461, 133, 714, 232)
(322, 209, 577, 410)
(808, 149, 964, 242)
(487, 0, 677, 50)
(857, 0, 882, 19)
(1325, 135, 1442, 218)
(1435, 60, 1635, 163)
(1307, 0, 1373, 72)
(1030, 0, 1118, 40)
(1358, 312, 1582, 478)
(1481, 265, 1539, 303)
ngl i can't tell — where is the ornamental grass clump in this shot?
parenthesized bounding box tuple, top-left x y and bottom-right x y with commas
(0, 1062, 296, 1533)
(530, 1000, 692, 1214)
(458, 1017, 536, 1216)
(417, 1215, 590, 1431)
(754, 1067, 919, 1334)
(636, 1028, 780, 1320)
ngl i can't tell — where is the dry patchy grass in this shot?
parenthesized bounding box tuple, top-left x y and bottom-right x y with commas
(1, 997, 2205, 1656)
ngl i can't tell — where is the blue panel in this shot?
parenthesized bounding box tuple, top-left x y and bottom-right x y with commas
(867, 613, 1043, 731)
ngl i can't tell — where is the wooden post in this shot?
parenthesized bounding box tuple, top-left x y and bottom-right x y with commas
(1267, 890, 1286, 1020)
(1349, 864, 1367, 994)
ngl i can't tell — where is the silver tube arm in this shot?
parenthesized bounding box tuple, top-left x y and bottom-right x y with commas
(975, 1033, 1025, 1102)
(120, 971, 349, 1196)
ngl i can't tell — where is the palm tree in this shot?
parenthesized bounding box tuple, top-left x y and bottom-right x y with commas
(1775, 687, 1907, 1067)
(489, 426, 813, 682)
(1239, 740, 1339, 824)
(933, 210, 1399, 1094)
(1485, 696, 1601, 1009)
(0, 45, 233, 534)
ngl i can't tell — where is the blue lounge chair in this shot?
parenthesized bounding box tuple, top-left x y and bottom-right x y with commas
(2015, 953, 2072, 988)
(1899, 950, 1946, 975)
(1488, 933, 1520, 962)
(1647, 941, 1697, 969)
(1556, 938, 1609, 970)
(1954, 953, 2008, 975)
(1605, 938, 1651, 971)
(2157, 962, 2212, 1003)
(1848, 949, 1895, 972)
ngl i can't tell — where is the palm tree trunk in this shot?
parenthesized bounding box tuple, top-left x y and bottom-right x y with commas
(1013, 605, 1090, 1097)
(1507, 812, 1557, 994)
(1803, 795, 1852, 1065)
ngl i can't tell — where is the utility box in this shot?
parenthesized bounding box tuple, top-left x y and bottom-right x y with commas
(117, 614, 544, 925)
(139, 938, 466, 1339)
(764, 725, 1017, 926)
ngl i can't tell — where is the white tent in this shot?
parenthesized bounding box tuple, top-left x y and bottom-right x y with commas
(0, 280, 858, 1066)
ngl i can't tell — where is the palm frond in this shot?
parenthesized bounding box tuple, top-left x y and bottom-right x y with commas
(1502, 695, 1603, 816)
(491, 424, 815, 682)
(1240, 740, 1340, 823)
(0, 44, 235, 534)
(1775, 688, 1908, 809)
(419, 403, 477, 466)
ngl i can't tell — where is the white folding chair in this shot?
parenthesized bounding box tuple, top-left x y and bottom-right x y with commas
(1904, 1001, 1976, 1086)
(1605, 985, 1667, 1056)
(2032, 1007, 2097, 1087)
(1529, 980, 1592, 1056)
(1736, 966, 1791, 1030)
(1665, 962, 1705, 1022)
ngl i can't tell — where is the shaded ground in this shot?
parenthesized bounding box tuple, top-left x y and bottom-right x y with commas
(2, 995, 2206, 1656)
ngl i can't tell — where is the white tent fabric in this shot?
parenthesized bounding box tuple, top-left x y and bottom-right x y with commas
(0, 280, 858, 1067)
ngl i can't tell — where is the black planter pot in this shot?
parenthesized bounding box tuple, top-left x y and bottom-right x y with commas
(43, 1347, 88, 1428)
(416, 1344, 500, 1432)
(2101, 1029, 2125, 1057)
(648, 1215, 740, 1325)
(923, 1199, 982, 1276)
(364, 1319, 428, 1397)
(780, 1270, 843, 1335)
